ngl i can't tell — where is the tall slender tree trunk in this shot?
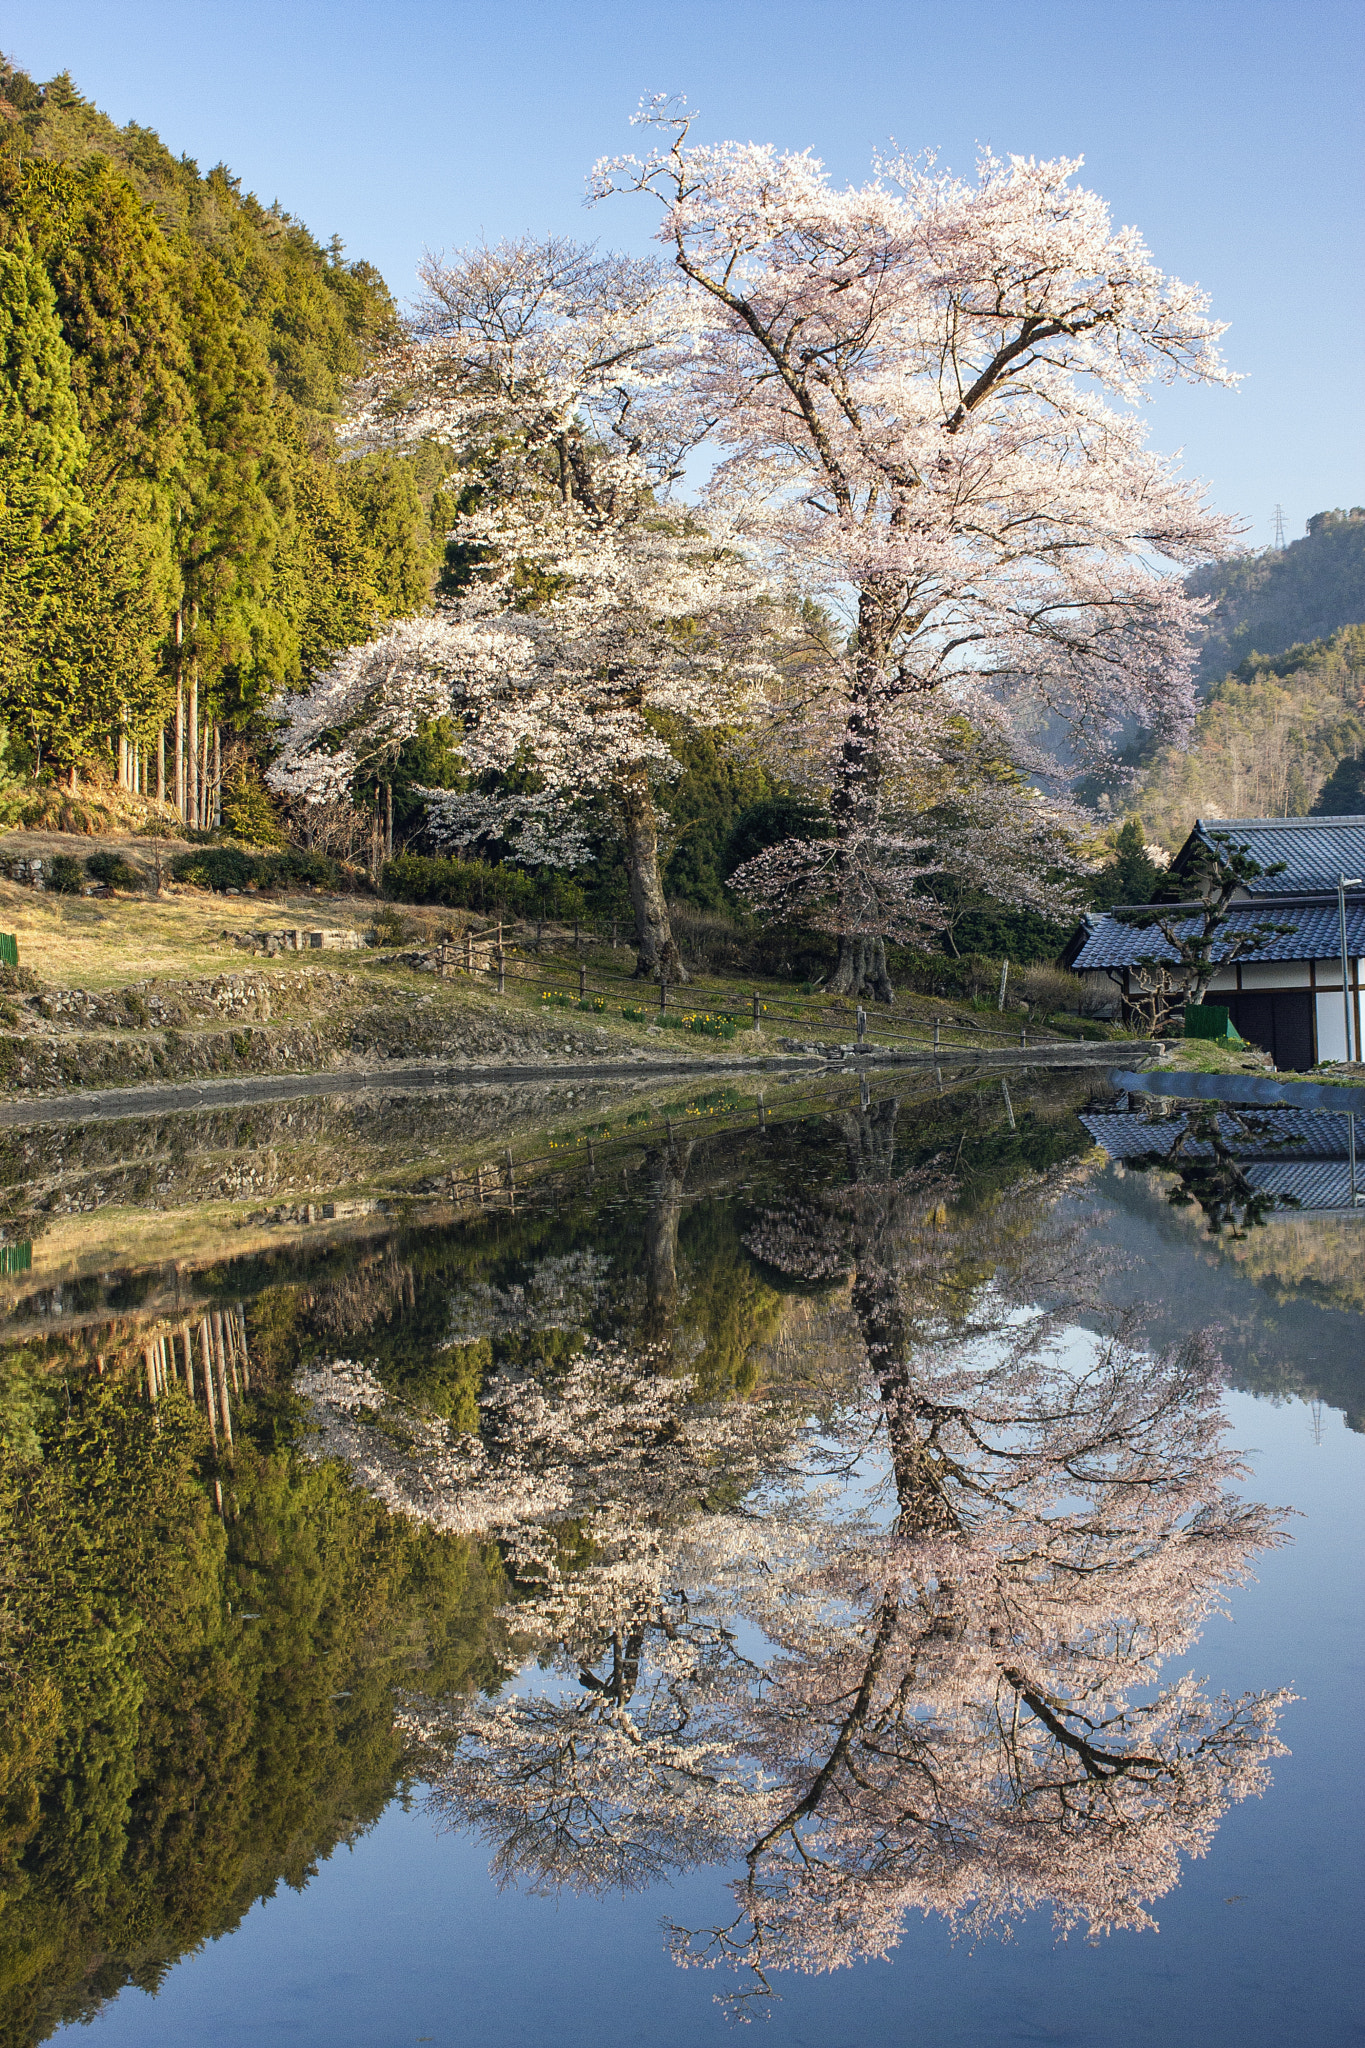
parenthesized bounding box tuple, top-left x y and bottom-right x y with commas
(188, 651, 199, 829)
(827, 591, 896, 1003)
(385, 781, 393, 861)
(212, 724, 221, 828)
(157, 724, 165, 804)
(174, 607, 185, 820)
(619, 775, 686, 983)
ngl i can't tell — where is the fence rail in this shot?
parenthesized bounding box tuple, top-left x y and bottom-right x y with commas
(416, 924, 1117, 1060)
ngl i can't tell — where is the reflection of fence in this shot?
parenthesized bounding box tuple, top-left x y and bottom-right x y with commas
(439, 1070, 983, 1217)
(140, 1304, 250, 1511)
(424, 927, 1109, 1058)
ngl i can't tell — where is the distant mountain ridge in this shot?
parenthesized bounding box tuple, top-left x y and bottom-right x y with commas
(1186, 507, 1365, 688)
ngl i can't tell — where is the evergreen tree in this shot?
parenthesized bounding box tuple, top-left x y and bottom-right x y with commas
(0, 58, 438, 804)
(1091, 819, 1161, 909)
(0, 229, 90, 759)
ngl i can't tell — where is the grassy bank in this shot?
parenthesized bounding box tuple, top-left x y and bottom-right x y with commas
(0, 830, 1138, 1097)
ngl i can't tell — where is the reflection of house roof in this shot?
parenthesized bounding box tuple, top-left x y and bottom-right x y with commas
(1184, 815, 1365, 895)
(1068, 903, 1365, 973)
(1082, 1107, 1358, 1157)
(1081, 1109, 1365, 1213)
(1245, 1160, 1365, 1208)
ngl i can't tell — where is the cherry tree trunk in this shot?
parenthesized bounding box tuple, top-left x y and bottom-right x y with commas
(829, 934, 894, 1003)
(620, 780, 687, 983)
(642, 1136, 693, 1342)
(827, 596, 896, 1003)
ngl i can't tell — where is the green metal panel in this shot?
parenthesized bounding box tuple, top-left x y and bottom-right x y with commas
(0, 932, 16, 968)
(1184, 1003, 1245, 1044)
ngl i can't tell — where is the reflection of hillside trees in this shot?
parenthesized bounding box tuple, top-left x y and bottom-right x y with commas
(0, 1363, 507, 2048)
(303, 1104, 1289, 2013)
(1090, 1150, 1365, 1430)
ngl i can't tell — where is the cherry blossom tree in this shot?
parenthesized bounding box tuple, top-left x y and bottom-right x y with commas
(593, 109, 1241, 997)
(319, 238, 773, 981)
(304, 1126, 1289, 2007)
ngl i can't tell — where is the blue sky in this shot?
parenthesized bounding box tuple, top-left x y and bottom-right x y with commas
(5, 0, 1361, 545)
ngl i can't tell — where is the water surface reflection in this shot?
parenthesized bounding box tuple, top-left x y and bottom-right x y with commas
(0, 1073, 1351, 2041)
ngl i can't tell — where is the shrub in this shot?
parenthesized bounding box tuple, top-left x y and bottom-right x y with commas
(170, 847, 344, 893)
(620, 1004, 649, 1023)
(369, 907, 410, 947)
(383, 853, 538, 918)
(1013, 961, 1090, 1016)
(86, 851, 144, 891)
(46, 854, 84, 894)
(220, 762, 286, 847)
(666, 899, 754, 972)
(171, 846, 258, 891)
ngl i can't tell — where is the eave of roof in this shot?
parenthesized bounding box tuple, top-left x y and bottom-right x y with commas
(1069, 901, 1365, 971)
(1180, 815, 1365, 895)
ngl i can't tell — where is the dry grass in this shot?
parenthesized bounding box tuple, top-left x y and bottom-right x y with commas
(0, 863, 374, 989)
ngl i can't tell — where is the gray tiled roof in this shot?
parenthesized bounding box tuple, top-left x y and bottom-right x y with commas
(1081, 1109, 1365, 1210)
(1081, 1108, 1357, 1159)
(1244, 1160, 1365, 1209)
(1070, 902, 1365, 971)
(1185, 816, 1365, 894)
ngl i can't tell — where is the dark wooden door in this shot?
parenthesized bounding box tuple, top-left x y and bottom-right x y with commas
(1226, 990, 1315, 1071)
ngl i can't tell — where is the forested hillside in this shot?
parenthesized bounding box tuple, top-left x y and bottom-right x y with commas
(0, 63, 440, 822)
(1125, 624, 1365, 848)
(1187, 507, 1365, 687)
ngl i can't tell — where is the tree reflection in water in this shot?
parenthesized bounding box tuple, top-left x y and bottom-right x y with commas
(299, 1096, 1293, 2016)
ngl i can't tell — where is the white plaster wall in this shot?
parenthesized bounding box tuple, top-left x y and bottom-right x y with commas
(1240, 960, 1311, 989)
(1206, 968, 1238, 993)
(1316, 992, 1349, 1062)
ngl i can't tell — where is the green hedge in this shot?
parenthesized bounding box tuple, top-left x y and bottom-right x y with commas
(86, 851, 144, 891)
(382, 854, 585, 921)
(170, 847, 344, 893)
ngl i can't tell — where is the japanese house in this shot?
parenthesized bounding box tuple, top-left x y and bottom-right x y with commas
(1064, 815, 1365, 1071)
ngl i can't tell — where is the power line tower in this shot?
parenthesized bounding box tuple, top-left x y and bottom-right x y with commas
(1273, 504, 1287, 550)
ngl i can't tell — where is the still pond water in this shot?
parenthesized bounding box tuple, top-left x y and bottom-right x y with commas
(1, 1067, 1360, 2047)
